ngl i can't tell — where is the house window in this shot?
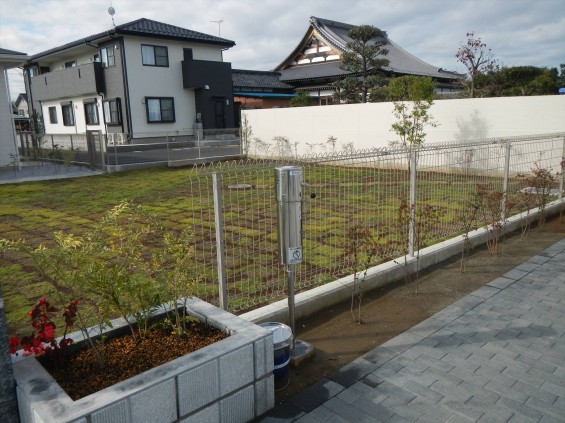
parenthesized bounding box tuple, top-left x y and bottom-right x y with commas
(29, 67, 39, 77)
(61, 102, 75, 126)
(84, 100, 99, 125)
(100, 46, 115, 68)
(48, 106, 58, 124)
(65, 61, 76, 68)
(141, 45, 169, 67)
(103, 98, 121, 125)
(18, 109, 25, 116)
(146, 97, 175, 123)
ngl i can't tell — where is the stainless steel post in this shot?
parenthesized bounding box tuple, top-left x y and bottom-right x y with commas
(275, 166, 303, 351)
(286, 264, 296, 349)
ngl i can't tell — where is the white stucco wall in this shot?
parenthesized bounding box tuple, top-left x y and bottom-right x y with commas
(124, 37, 223, 137)
(0, 69, 18, 166)
(48, 51, 100, 71)
(41, 96, 105, 135)
(244, 95, 565, 156)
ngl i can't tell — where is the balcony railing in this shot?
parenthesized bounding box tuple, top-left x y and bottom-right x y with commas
(30, 62, 105, 102)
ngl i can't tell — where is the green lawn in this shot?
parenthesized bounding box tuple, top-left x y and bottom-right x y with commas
(1, 163, 539, 337)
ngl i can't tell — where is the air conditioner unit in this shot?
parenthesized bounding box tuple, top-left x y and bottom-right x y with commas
(115, 133, 128, 145)
(106, 133, 115, 144)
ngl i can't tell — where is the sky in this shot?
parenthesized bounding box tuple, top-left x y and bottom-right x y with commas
(1, 0, 564, 100)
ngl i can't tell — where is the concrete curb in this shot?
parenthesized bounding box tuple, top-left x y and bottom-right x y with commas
(240, 201, 564, 325)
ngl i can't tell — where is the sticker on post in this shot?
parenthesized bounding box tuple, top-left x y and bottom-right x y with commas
(287, 247, 302, 264)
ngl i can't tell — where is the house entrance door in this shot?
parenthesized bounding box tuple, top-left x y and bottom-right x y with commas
(214, 98, 226, 129)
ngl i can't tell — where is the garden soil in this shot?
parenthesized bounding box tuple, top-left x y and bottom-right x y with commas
(275, 216, 565, 404)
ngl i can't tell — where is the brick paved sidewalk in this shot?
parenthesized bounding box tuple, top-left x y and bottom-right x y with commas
(258, 239, 565, 423)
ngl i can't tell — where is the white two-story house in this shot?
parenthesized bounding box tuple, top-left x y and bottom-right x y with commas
(24, 18, 235, 144)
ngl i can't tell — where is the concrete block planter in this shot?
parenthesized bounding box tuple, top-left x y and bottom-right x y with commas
(12, 298, 274, 423)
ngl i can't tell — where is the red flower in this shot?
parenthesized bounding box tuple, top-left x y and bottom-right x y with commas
(9, 337, 20, 355)
(41, 324, 56, 341)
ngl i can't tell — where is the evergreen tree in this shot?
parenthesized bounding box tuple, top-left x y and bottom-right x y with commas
(333, 25, 390, 103)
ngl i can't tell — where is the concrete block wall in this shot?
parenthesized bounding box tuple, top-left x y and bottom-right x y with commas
(244, 95, 565, 156)
(13, 297, 274, 423)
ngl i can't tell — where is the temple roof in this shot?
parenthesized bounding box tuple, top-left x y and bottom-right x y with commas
(276, 16, 462, 83)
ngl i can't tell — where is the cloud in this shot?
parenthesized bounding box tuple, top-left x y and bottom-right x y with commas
(2, 0, 564, 99)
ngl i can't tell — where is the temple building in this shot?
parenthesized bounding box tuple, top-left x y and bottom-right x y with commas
(274, 16, 463, 104)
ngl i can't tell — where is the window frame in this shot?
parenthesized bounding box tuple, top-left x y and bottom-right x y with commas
(145, 97, 175, 123)
(100, 46, 115, 68)
(61, 102, 75, 126)
(64, 61, 76, 68)
(103, 98, 121, 125)
(84, 99, 99, 125)
(141, 44, 169, 67)
(48, 106, 58, 124)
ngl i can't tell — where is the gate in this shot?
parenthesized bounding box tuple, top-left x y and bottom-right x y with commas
(86, 130, 105, 170)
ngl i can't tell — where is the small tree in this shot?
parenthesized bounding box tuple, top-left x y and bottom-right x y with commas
(388, 76, 438, 151)
(344, 224, 372, 323)
(273, 136, 291, 157)
(456, 32, 498, 98)
(289, 91, 312, 107)
(332, 25, 390, 103)
(239, 112, 253, 155)
(326, 135, 338, 153)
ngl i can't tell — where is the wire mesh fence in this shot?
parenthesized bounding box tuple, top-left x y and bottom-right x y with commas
(184, 133, 564, 314)
(11, 132, 565, 314)
(16, 129, 243, 170)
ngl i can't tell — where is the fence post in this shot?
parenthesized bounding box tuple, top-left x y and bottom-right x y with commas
(408, 149, 417, 257)
(98, 132, 106, 170)
(501, 140, 512, 220)
(560, 137, 565, 202)
(212, 173, 228, 310)
(113, 140, 118, 167)
(197, 128, 202, 159)
(166, 134, 171, 165)
(19, 134, 24, 157)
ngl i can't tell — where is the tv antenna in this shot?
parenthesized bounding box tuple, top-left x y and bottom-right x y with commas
(108, 5, 116, 28)
(210, 19, 223, 37)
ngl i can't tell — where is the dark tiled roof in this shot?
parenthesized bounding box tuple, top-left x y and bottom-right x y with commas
(116, 18, 235, 46)
(30, 18, 234, 60)
(0, 48, 28, 55)
(279, 61, 351, 82)
(276, 16, 462, 82)
(232, 69, 293, 89)
(15, 93, 28, 106)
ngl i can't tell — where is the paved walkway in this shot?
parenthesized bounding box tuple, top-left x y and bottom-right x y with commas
(0, 162, 101, 184)
(259, 239, 565, 423)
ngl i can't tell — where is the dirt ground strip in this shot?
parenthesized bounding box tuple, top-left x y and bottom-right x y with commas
(275, 215, 565, 404)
